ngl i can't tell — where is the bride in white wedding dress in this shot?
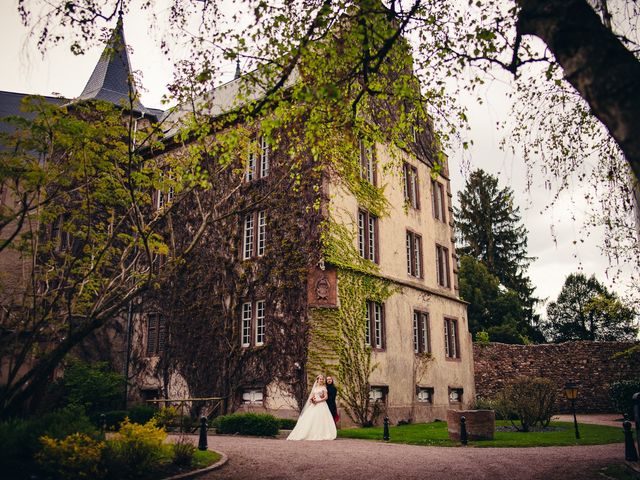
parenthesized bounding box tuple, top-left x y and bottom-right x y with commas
(287, 375, 337, 441)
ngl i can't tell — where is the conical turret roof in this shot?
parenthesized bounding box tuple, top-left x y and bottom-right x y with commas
(78, 15, 156, 116)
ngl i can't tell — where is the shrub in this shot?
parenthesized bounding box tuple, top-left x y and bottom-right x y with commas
(214, 413, 279, 437)
(475, 330, 490, 345)
(102, 410, 129, 431)
(36, 433, 105, 480)
(610, 378, 640, 417)
(103, 419, 167, 479)
(153, 406, 179, 429)
(48, 358, 124, 421)
(0, 405, 97, 479)
(127, 404, 156, 425)
(496, 376, 557, 432)
(171, 436, 196, 467)
(277, 418, 297, 430)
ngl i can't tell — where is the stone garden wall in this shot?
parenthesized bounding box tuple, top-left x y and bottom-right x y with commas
(473, 341, 640, 413)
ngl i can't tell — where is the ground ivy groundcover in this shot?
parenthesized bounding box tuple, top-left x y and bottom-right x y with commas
(337, 420, 623, 447)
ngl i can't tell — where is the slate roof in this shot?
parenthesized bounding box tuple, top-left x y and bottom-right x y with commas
(0, 91, 65, 137)
(76, 16, 160, 119)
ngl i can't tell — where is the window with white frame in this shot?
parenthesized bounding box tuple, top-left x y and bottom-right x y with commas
(365, 300, 385, 350)
(413, 311, 430, 354)
(242, 210, 266, 260)
(246, 136, 270, 181)
(431, 180, 446, 222)
(240, 300, 266, 348)
(255, 300, 265, 346)
(359, 139, 376, 184)
(444, 317, 459, 359)
(436, 244, 451, 288)
(358, 209, 378, 263)
(403, 163, 419, 209)
(242, 388, 264, 405)
(406, 231, 423, 278)
(417, 387, 434, 403)
(156, 173, 175, 209)
(241, 302, 252, 347)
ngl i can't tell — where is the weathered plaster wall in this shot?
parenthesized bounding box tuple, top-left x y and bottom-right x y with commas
(473, 341, 640, 413)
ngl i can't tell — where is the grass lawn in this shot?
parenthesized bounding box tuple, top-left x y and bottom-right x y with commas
(337, 420, 624, 447)
(157, 444, 222, 477)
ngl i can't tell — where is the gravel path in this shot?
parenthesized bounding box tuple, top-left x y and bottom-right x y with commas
(196, 435, 624, 480)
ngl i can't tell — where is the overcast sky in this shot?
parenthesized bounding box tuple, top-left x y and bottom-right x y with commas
(1, 1, 635, 314)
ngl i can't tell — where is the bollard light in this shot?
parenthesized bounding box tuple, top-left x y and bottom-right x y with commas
(383, 416, 390, 441)
(564, 382, 580, 440)
(198, 416, 208, 451)
(460, 416, 468, 446)
(623, 414, 639, 461)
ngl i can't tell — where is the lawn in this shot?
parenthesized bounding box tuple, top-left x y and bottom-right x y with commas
(337, 420, 624, 447)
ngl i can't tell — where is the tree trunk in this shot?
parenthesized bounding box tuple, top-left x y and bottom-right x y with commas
(517, 0, 640, 184)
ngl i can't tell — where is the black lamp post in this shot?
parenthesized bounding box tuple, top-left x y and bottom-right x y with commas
(564, 382, 580, 440)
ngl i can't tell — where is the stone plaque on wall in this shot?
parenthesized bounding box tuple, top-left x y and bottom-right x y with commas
(307, 266, 337, 308)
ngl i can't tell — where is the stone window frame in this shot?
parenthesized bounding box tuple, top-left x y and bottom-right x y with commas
(406, 230, 423, 278)
(413, 310, 431, 354)
(365, 300, 385, 351)
(403, 162, 420, 209)
(448, 387, 464, 404)
(444, 317, 460, 359)
(416, 386, 434, 403)
(435, 243, 451, 288)
(431, 179, 446, 222)
(358, 208, 379, 264)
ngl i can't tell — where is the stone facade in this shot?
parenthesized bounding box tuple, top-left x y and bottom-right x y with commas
(473, 341, 640, 413)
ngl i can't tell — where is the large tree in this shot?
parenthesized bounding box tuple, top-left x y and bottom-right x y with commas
(543, 273, 638, 342)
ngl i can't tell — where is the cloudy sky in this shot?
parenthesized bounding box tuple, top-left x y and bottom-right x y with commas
(1, 0, 634, 313)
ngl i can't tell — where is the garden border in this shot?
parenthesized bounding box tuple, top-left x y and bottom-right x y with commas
(161, 451, 228, 480)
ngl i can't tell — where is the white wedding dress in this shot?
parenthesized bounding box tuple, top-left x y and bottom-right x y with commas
(287, 385, 337, 441)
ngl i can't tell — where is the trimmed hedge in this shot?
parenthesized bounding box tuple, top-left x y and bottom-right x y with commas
(277, 418, 297, 430)
(213, 413, 279, 437)
(610, 378, 640, 417)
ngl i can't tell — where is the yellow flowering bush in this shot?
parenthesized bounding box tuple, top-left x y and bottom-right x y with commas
(103, 418, 167, 479)
(36, 433, 105, 479)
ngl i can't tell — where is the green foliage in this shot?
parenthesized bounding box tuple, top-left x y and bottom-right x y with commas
(102, 411, 129, 430)
(171, 436, 196, 467)
(455, 170, 542, 342)
(36, 433, 106, 480)
(475, 331, 490, 345)
(102, 419, 167, 479)
(0, 405, 97, 479)
(277, 418, 297, 430)
(213, 413, 279, 437)
(51, 358, 124, 420)
(127, 404, 157, 425)
(609, 378, 640, 417)
(459, 255, 529, 344)
(543, 273, 638, 342)
(494, 377, 557, 432)
(152, 406, 180, 429)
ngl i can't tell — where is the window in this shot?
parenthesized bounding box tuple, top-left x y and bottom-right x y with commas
(246, 136, 270, 181)
(449, 388, 463, 403)
(241, 302, 252, 347)
(406, 231, 423, 278)
(413, 311, 430, 353)
(417, 387, 434, 403)
(156, 173, 175, 209)
(403, 163, 419, 209)
(255, 300, 265, 346)
(369, 386, 388, 403)
(358, 209, 378, 263)
(146, 313, 166, 356)
(151, 253, 166, 275)
(365, 300, 385, 349)
(240, 300, 266, 347)
(431, 180, 446, 222)
(242, 388, 264, 405)
(436, 244, 451, 288)
(444, 318, 459, 359)
(242, 210, 266, 260)
(359, 139, 376, 184)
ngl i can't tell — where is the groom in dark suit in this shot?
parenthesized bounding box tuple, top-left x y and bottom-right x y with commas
(326, 376, 339, 423)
